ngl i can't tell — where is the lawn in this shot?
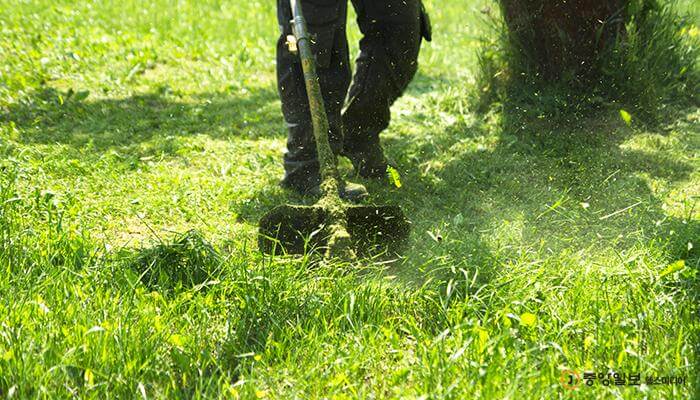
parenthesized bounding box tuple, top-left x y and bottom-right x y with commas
(0, 0, 698, 398)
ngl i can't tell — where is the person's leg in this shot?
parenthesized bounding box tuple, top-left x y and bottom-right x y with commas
(276, 0, 351, 193)
(344, 0, 425, 178)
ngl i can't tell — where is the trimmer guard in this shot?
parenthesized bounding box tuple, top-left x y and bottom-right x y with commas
(258, 204, 410, 256)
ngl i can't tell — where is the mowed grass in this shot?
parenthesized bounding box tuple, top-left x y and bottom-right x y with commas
(0, 0, 698, 399)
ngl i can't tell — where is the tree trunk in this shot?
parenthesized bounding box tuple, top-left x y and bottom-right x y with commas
(499, 0, 629, 81)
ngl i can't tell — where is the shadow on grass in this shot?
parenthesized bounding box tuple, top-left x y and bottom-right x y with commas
(5, 77, 696, 282)
(372, 83, 698, 284)
(1, 85, 281, 152)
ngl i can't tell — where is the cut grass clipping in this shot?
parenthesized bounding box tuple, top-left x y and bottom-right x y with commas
(129, 230, 223, 292)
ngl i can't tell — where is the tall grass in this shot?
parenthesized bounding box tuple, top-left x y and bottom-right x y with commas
(0, 158, 94, 278)
(1, 153, 697, 397)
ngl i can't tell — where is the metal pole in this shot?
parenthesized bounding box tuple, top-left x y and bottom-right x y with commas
(288, 0, 340, 193)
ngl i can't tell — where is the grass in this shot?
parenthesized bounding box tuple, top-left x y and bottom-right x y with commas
(0, 0, 698, 398)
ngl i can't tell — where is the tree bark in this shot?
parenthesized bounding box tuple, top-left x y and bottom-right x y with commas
(499, 0, 628, 81)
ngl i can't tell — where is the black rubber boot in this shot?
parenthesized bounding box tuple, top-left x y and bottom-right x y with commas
(281, 178, 368, 203)
(343, 144, 389, 179)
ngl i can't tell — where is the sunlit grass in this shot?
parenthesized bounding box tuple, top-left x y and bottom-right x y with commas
(0, 0, 698, 398)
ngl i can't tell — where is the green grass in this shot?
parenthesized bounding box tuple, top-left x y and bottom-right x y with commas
(1, 0, 698, 398)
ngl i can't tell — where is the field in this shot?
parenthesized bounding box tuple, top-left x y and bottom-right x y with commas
(0, 0, 698, 398)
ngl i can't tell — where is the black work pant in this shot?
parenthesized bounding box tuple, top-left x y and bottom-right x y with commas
(276, 0, 424, 189)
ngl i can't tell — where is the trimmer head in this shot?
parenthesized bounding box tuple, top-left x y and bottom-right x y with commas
(258, 204, 410, 256)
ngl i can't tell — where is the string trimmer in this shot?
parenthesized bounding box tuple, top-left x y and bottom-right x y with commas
(258, 0, 410, 259)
